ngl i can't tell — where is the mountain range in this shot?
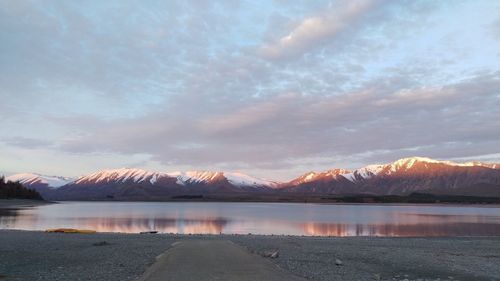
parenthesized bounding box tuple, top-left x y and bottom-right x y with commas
(5, 157, 500, 200)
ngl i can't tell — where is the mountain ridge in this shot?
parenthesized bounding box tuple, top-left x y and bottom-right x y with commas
(5, 157, 500, 200)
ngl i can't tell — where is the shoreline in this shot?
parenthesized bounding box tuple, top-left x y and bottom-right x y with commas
(1, 230, 499, 281)
(0, 199, 54, 209)
(5, 228, 500, 238)
(6, 198, 500, 208)
(3, 227, 500, 238)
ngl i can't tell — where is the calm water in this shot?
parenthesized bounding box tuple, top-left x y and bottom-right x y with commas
(1, 202, 500, 236)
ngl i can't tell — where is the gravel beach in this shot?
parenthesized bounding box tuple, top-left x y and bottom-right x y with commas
(1, 230, 499, 281)
(230, 235, 500, 281)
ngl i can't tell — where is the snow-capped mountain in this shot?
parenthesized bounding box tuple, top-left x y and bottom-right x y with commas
(341, 165, 383, 182)
(284, 157, 500, 196)
(6, 157, 500, 200)
(72, 168, 276, 188)
(74, 168, 170, 185)
(172, 171, 220, 184)
(210, 172, 277, 188)
(164, 171, 277, 188)
(6, 173, 74, 188)
(5, 173, 75, 198)
(40, 168, 277, 200)
(339, 157, 500, 183)
(288, 169, 351, 186)
(338, 157, 497, 183)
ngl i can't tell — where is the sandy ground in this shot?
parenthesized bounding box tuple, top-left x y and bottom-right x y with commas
(1, 230, 499, 281)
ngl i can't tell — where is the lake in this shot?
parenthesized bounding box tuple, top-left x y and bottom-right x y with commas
(1, 202, 500, 236)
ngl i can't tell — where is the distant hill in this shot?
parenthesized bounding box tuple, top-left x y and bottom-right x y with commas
(6, 157, 500, 200)
(0, 176, 43, 200)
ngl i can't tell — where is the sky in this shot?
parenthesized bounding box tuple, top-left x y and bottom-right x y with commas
(1, 0, 500, 181)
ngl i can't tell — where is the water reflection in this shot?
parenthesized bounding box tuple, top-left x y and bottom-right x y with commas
(1, 214, 228, 234)
(1, 202, 500, 237)
(73, 217, 228, 234)
(301, 222, 500, 237)
(0, 208, 18, 217)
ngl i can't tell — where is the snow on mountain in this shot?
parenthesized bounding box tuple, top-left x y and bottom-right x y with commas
(289, 169, 351, 186)
(282, 156, 500, 196)
(75, 157, 496, 188)
(170, 171, 225, 185)
(167, 171, 276, 188)
(224, 172, 278, 188)
(70, 168, 275, 189)
(341, 157, 499, 183)
(290, 172, 319, 185)
(462, 161, 499, 169)
(6, 173, 74, 188)
(342, 165, 384, 182)
(74, 168, 169, 185)
(8, 157, 499, 195)
(302, 172, 318, 182)
(386, 156, 497, 170)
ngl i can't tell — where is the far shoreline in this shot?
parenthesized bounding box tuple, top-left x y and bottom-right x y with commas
(3, 228, 500, 238)
(0, 198, 55, 209)
(58, 199, 500, 208)
(3, 197, 500, 209)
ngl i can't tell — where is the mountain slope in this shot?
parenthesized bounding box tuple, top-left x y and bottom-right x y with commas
(283, 169, 354, 193)
(5, 173, 74, 197)
(45, 168, 276, 200)
(73, 168, 172, 186)
(363, 158, 500, 195)
(6, 173, 73, 188)
(283, 157, 500, 196)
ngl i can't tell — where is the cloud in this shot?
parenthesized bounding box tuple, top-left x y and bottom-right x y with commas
(259, 0, 380, 60)
(1, 137, 53, 149)
(53, 71, 500, 172)
(197, 93, 296, 134)
(1, 0, 499, 179)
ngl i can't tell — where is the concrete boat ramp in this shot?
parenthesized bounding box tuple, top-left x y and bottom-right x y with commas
(138, 240, 306, 281)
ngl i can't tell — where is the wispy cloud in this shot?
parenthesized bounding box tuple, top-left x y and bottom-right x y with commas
(260, 0, 380, 60)
(1, 137, 53, 149)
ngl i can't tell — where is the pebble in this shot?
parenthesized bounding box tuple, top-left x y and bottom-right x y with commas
(261, 249, 280, 258)
(93, 241, 111, 246)
(270, 250, 279, 259)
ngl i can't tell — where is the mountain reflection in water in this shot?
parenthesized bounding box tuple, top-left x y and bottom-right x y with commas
(1, 214, 228, 234)
(301, 222, 500, 236)
(1, 202, 500, 236)
(75, 217, 229, 233)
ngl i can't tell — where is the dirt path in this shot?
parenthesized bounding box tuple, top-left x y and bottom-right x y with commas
(138, 240, 306, 281)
